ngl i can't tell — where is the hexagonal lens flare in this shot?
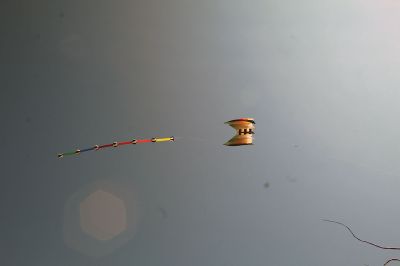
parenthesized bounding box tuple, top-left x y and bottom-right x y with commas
(79, 190, 127, 241)
(63, 179, 138, 257)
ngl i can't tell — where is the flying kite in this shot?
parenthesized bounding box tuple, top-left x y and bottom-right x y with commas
(57, 136, 174, 158)
(224, 118, 255, 146)
(57, 117, 255, 158)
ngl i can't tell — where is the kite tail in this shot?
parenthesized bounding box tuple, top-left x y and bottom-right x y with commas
(58, 136, 174, 158)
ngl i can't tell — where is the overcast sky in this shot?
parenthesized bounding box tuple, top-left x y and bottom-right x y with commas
(2, 0, 400, 265)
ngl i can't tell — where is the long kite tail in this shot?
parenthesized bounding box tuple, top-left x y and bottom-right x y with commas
(57, 136, 174, 158)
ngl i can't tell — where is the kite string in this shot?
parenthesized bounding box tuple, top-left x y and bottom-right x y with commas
(322, 219, 400, 250)
(384, 259, 400, 266)
(322, 219, 400, 266)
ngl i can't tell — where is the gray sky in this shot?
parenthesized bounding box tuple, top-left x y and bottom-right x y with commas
(2, 0, 400, 265)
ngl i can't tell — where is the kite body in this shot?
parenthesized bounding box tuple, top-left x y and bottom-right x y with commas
(224, 118, 255, 146)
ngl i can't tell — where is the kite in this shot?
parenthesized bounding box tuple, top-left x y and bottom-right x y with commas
(224, 118, 255, 146)
(57, 136, 174, 158)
